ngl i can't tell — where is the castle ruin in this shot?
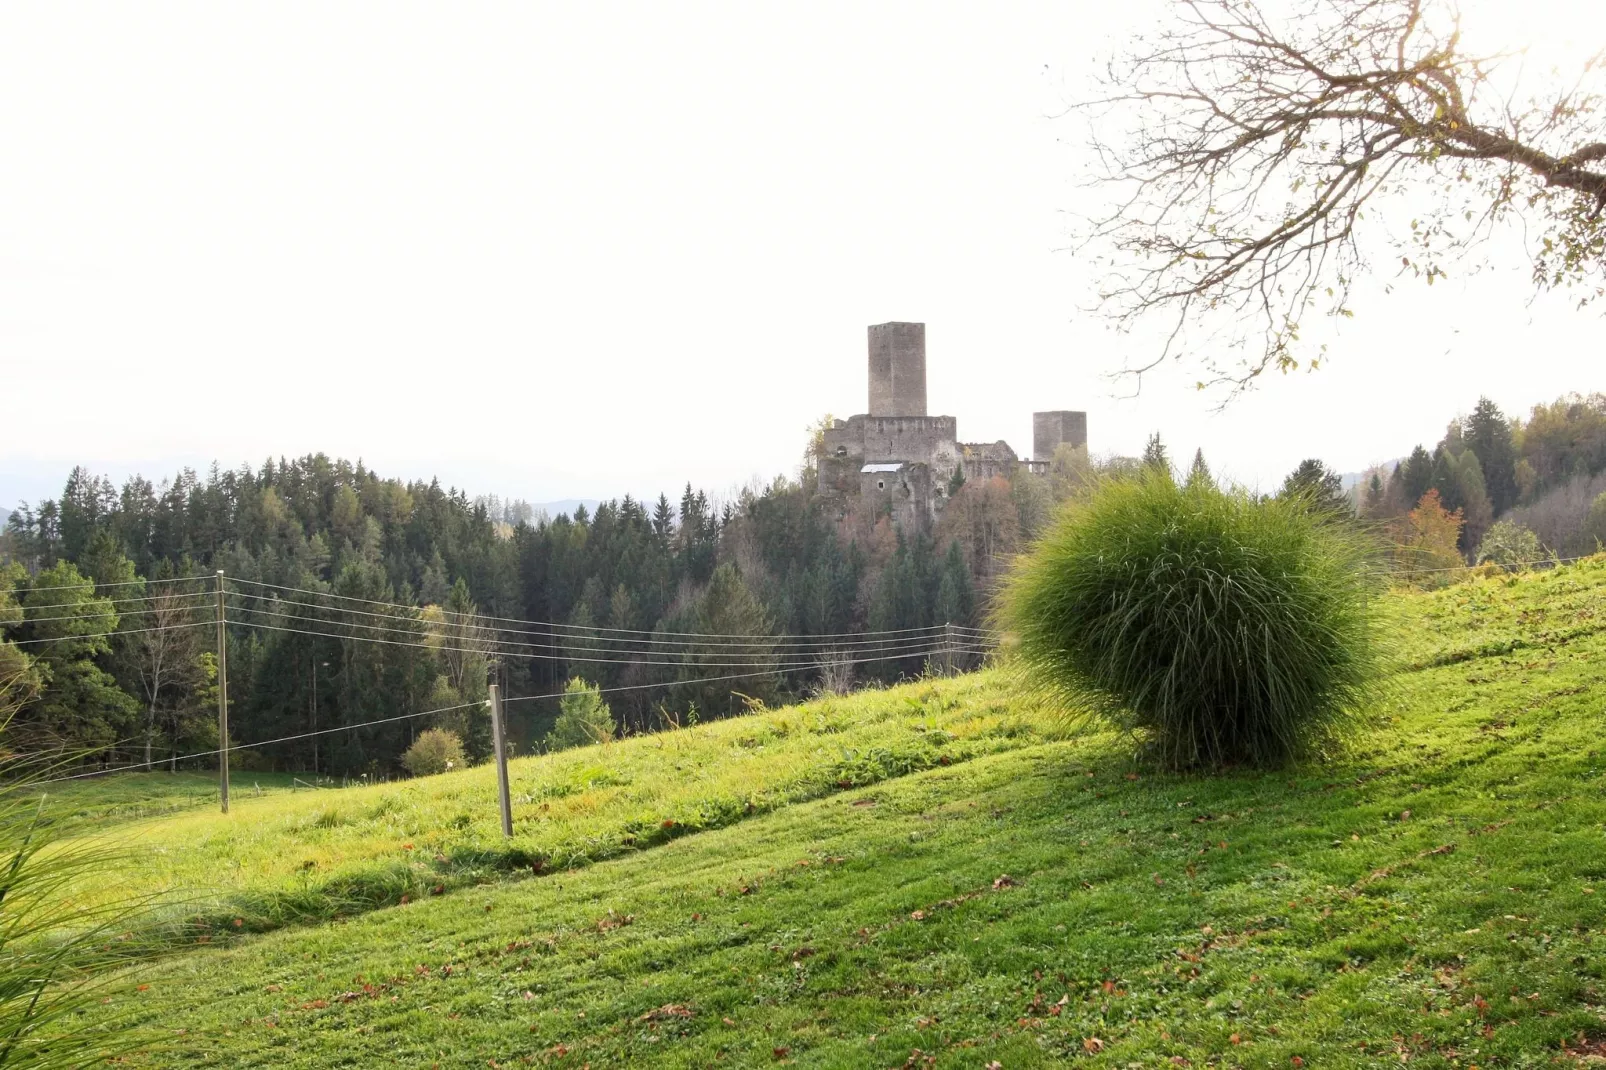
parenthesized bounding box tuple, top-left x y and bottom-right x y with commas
(817, 322, 1085, 531)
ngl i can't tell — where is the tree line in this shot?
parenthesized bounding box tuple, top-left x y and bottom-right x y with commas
(0, 446, 1015, 776)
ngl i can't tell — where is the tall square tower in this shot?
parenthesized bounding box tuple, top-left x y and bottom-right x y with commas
(1033, 410, 1088, 460)
(867, 322, 927, 417)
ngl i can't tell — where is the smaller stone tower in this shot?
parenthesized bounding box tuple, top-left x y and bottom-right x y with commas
(1033, 410, 1088, 460)
(867, 322, 927, 417)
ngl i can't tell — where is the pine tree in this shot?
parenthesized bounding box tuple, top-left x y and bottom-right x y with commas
(651, 493, 675, 544)
(548, 677, 615, 750)
(1399, 446, 1435, 509)
(1142, 433, 1171, 477)
(1185, 448, 1214, 489)
(1279, 459, 1348, 516)
(1363, 472, 1385, 515)
(936, 540, 975, 628)
(1464, 397, 1520, 516)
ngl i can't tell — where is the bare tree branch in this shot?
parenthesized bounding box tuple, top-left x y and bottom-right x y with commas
(1072, 0, 1606, 394)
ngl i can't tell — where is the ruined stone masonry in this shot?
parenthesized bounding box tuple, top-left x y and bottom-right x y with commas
(817, 322, 1086, 532)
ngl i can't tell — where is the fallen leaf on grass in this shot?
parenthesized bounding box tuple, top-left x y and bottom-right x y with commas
(1083, 1037, 1104, 1053)
(596, 910, 635, 932)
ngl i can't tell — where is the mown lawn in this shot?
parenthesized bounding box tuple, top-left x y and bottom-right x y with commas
(54, 672, 1056, 938)
(37, 770, 309, 832)
(67, 562, 1606, 1066)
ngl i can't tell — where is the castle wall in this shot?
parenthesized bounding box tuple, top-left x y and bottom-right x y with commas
(867, 322, 927, 417)
(859, 463, 938, 534)
(959, 440, 1019, 483)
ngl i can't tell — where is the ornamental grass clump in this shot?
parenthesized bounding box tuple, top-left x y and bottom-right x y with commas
(1000, 474, 1380, 769)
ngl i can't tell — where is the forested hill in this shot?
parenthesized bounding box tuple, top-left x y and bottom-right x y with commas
(6, 392, 1604, 780)
(0, 455, 1001, 776)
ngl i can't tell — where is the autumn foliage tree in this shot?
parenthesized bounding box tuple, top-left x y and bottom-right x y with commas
(1393, 489, 1465, 584)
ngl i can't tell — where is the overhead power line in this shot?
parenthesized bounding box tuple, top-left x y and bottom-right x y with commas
(225, 576, 993, 641)
(228, 617, 986, 669)
(10, 603, 210, 626)
(11, 590, 213, 613)
(225, 587, 985, 648)
(223, 597, 987, 654)
(7, 620, 215, 646)
(32, 647, 984, 787)
(10, 574, 205, 594)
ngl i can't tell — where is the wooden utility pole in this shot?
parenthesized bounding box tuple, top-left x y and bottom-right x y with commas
(215, 570, 230, 814)
(488, 680, 513, 838)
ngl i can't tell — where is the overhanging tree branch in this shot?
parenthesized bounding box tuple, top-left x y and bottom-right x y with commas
(1071, 0, 1606, 394)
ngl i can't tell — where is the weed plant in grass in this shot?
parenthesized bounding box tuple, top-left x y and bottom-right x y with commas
(1001, 473, 1381, 768)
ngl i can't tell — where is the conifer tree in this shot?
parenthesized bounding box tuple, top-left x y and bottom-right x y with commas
(1279, 459, 1348, 516)
(1185, 448, 1214, 490)
(1141, 433, 1171, 477)
(1464, 397, 1520, 516)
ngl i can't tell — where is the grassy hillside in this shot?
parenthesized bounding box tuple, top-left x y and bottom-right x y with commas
(50, 673, 1058, 938)
(63, 561, 1606, 1066)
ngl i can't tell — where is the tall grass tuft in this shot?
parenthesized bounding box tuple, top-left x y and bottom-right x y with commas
(999, 474, 1381, 769)
(0, 667, 148, 1066)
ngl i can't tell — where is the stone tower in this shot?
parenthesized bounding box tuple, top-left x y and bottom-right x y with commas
(1033, 410, 1088, 460)
(867, 322, 927, 417)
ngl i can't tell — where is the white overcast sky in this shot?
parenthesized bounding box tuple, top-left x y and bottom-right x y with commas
(2, 0, 1602, 510)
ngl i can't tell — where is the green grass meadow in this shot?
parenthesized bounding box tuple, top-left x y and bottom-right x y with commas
(51, 561, 1606, 1066)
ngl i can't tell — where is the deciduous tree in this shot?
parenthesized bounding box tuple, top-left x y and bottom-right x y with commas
(1078, 0, 1606, 389)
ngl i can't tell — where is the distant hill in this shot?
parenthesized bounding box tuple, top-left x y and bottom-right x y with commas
(533, 499, 602, 520)
(1339, 459, 1403, 490)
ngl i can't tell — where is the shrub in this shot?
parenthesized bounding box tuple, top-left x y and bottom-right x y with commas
(548, 678, 615, 751)
(1475, 520, 1546, 571)
(401, 728, 466, 777)
(999, 474, 1380, 769)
